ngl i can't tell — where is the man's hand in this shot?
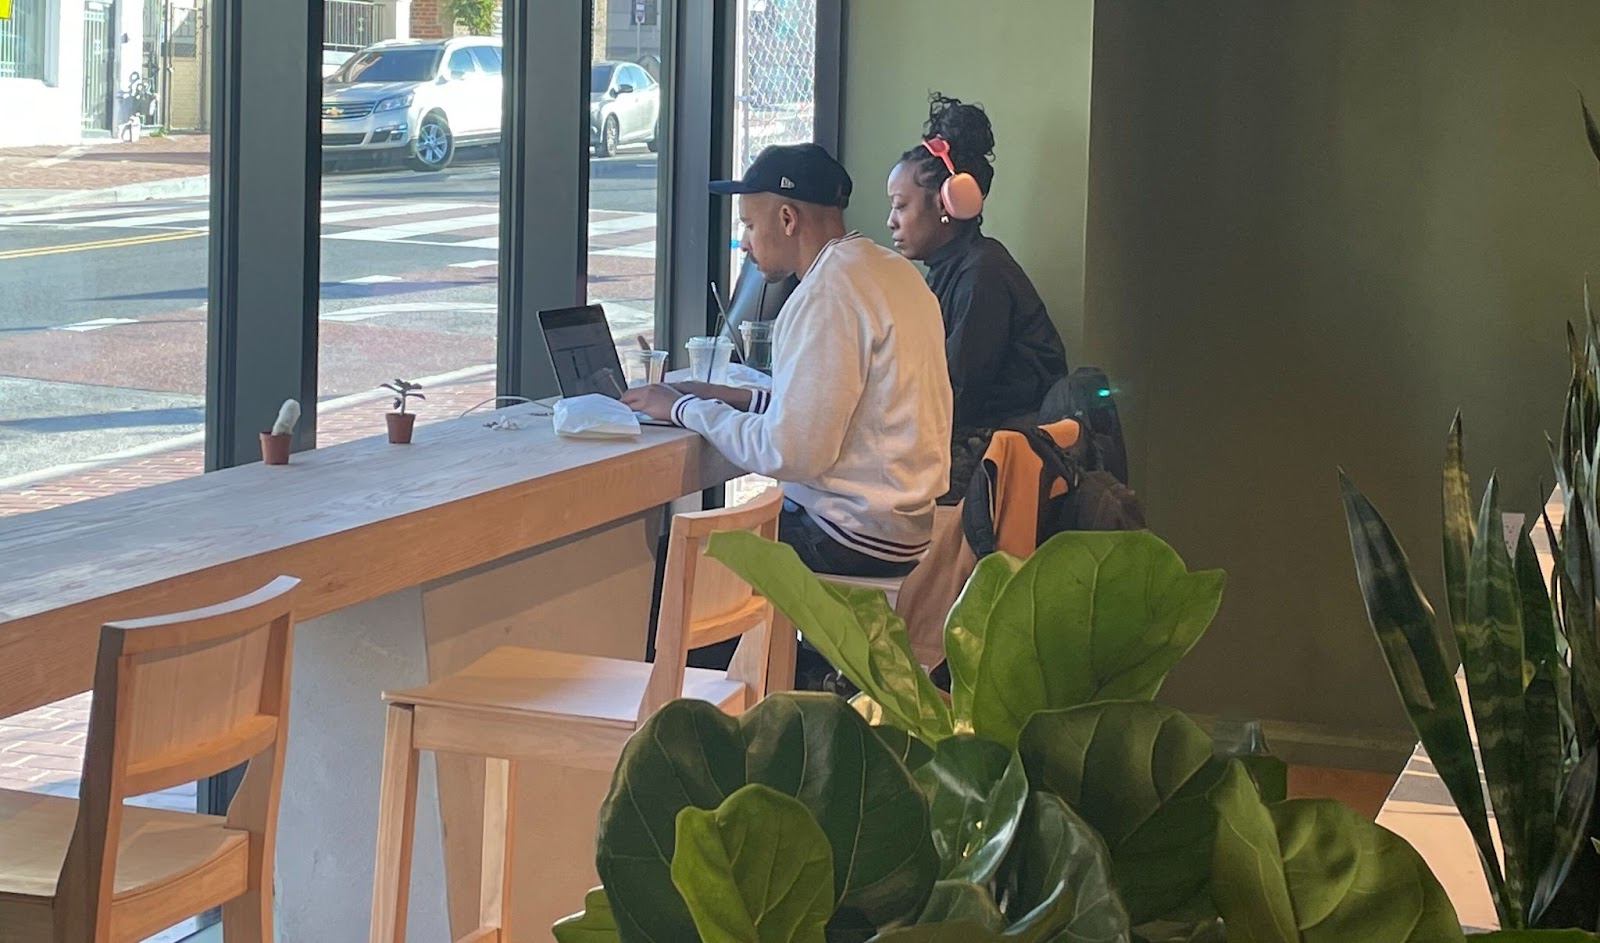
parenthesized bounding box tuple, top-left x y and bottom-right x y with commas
(620, 384, 683, 421)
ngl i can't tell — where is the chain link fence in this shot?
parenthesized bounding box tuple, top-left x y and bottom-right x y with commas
(735, 0, 816, 174)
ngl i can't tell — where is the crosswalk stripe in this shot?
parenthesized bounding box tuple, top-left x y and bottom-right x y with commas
(343, 274, 403, 284)
(449, 259, 498, 268)
(323, 212, 502, 242)
(589, 214, 657, 235)
(319, 201, 482, 225)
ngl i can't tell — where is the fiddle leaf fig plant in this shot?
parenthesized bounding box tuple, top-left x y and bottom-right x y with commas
(705, 529, 1225, 749)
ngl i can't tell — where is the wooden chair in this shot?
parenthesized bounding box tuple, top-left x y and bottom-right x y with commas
(0, 576, 299, 943)
(368, 486, 792, 943)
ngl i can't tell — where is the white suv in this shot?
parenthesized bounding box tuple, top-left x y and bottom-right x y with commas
(321, 37, 503, 172)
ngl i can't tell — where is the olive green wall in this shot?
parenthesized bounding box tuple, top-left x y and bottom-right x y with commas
(839, 0, 1095, 356)
(842, 0, 1600, 765)
(1084, 2, 1600, 761)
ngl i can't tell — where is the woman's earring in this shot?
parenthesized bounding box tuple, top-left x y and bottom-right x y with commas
(940, 214, 951, 225)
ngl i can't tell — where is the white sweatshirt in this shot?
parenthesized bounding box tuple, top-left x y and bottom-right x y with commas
(671, 233, 953, 563)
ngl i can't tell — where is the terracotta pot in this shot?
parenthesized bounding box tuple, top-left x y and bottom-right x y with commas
(386, 412, 416, 444)
(260, 432, 291, 465)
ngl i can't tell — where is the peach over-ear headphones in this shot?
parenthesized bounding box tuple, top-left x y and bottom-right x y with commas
(921, 135, 984, 222)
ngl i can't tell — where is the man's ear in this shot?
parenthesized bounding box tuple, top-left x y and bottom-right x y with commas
(779, 202, 800, 236)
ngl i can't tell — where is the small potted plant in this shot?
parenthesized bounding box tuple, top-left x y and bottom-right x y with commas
(381, 379, 425, 444)
(261, 399, 299, 465)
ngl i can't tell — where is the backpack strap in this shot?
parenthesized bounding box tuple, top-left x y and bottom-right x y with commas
(961, 456, 1000, 559)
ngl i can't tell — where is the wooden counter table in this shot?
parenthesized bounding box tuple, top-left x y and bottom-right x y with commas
(0, 401, 742, 940)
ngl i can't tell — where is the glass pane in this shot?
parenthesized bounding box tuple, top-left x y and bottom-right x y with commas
(725, 0, 817, 507)
(318, 31, 505, 446)
(586, 6, 665, 355)
(0, 4, 215, 930)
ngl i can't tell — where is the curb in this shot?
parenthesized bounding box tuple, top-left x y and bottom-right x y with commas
(0, 363, 496, 493)
(9, 173, 210, 211)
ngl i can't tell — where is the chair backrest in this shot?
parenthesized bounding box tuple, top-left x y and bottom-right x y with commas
(55, 576, 299, 939)
(638, 487, 790, 723)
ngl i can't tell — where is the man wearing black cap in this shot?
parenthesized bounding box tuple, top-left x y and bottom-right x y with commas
(625, 143, 952, 580)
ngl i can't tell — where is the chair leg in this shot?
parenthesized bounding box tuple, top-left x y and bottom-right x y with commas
(222, 884, 272, 943)
(478, 757, 518, 940)
(370, 703, 421, 943)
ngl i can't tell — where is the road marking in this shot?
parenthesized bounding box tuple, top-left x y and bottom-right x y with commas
(321, 301, 497, 322)
(323, 212, 502, 242)
(589, 213, 657, 235)
(343, 274, 403, 284)
(449, 259, 498, 269)
(0, 229, 203, 260)
(593, 240, 656, 259)
(319, 201, 481, 225)
(54, 317, 140, 332)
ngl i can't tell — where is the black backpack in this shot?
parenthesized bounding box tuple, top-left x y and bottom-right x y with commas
(961, 425, 1146, 560)
(1039, 366, 1130, 486)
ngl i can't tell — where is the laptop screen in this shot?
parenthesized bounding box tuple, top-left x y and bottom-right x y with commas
(539, 305, 626, 399)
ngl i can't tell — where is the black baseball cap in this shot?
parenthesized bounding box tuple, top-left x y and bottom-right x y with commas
(709, 143, 853, 209)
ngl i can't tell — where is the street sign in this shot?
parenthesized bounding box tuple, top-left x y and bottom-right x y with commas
(634, 0, 645, 25)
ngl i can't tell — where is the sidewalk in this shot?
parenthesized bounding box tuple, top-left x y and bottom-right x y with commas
(0, 133, 211, 209)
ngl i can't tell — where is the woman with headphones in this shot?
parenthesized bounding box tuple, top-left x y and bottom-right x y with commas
(887, 93, 1069, 501)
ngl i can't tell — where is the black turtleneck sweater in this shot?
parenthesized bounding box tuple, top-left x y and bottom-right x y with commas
(923, 226, 1069, 430)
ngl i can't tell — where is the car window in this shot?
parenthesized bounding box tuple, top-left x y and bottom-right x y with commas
(622, 65, 649, 89)
(336, 47, 442, 83)
(591, 64, 615, 94)
(469, 45, 501, 75)
(447, 48, 477, 77)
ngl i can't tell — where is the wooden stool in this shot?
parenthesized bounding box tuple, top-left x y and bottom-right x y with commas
(0, 576, 299, 943)
(368, 487, 792, 943)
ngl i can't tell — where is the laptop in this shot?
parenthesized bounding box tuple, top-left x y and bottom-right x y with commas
(537, 304, 674, 426)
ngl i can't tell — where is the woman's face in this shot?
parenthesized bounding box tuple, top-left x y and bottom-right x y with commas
(886, 161, 951, 261)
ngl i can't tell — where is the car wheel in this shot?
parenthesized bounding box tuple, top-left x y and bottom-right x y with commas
(646, 122, 659, 153)
(595, 116, 619, 158)
(407, 113, 455, 172)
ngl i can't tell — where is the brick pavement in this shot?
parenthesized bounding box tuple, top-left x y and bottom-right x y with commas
(0, 133, 210, 197)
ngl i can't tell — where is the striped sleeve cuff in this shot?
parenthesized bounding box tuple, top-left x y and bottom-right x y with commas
(749, 389, 772, 414)
(670, 394, 698, 427)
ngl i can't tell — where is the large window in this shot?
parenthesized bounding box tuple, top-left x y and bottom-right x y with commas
(725, 0, 816, 507)
(585, 6, 668, 354)
(317, 31, 505, 443)
(0, 1, 214, 938)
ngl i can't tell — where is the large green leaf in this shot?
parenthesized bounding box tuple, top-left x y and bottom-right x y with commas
(1209, 762, 1465, 942)
(915, 881, 1007, 930)
(1000, 791, 1132, 943)
(1458, 475, 1529, 908)
(913, 735, 1028, 884)
(1516, 524, 1563, 921)
(553, 887, 620, 943)
(707, 530, 953, 743)
(1339, 471, 1508, 918)
(865, 922, 1007, 942)
(671, 784, 834, 943)
(1529, 749, 1599, 927)
(1017, 702, 1228, 924)
(1468, 933, 1600, 941)
(945, 551, 1024, 732)
(1443, 413, 1476, 630)
(969, 532, 1226, 749)
(596, 694, 940, 943)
